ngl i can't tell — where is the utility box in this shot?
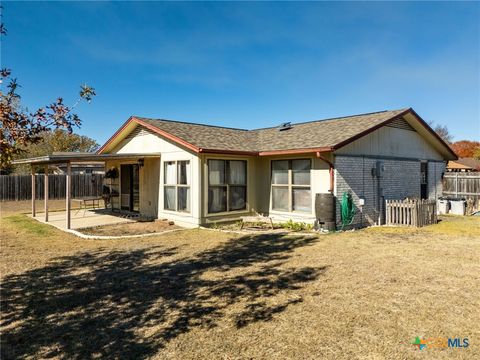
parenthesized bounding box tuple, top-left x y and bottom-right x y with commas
(371, 161, 385, 177)
(449, 199, 466, 216)
(437, 197, 450, 215)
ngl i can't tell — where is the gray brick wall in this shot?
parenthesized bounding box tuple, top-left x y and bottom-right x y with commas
(334, 155, 444, 229)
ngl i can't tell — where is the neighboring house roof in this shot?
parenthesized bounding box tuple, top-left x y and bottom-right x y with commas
(56, 163, 105, 168)
(448, 157, 480, 171)
(98, 107, 457, 159)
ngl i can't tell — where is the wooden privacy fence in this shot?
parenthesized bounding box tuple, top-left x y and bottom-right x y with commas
(443, 173, 480, 212)
(386, 199, 437, 227)
(0, 174, 104, 201)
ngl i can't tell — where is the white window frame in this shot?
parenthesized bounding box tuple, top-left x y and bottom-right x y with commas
(163, 160, 191, 213)
(271, 159, 312, 213)
(207, 159, 247, 214)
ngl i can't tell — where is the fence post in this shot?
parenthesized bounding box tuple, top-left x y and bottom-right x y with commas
(413, 200, 416, 227)
(31, 167, 36, 217)
(44, 166, 49, 222)
(66, 163, 71, 229)
(455, 173, 458, 198)
(407, 201, 412, 225)
(387, 200, 390, 225)
(386, 200, 390, 225)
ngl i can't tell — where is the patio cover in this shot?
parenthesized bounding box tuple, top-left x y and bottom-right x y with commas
(13, 152, 161, 165)
(12, 153, 161, 229)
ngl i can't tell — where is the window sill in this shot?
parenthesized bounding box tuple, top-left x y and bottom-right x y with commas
(161, 209, 192, 216)
(205, 209, 250, 217)
(269, 209, 315, 217)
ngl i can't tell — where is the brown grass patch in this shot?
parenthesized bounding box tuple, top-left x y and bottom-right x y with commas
(0, 199, 87, 218)
(1, 206, 479, 359)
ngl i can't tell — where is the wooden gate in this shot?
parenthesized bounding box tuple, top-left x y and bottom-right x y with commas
(386, 199, 437, 227)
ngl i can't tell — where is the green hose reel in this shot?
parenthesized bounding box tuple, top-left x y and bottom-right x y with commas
(340, 192, 356, 230)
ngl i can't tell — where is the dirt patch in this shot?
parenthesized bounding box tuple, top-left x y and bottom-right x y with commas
(216, 220, 315, 233)
(81, 219, 181, 236)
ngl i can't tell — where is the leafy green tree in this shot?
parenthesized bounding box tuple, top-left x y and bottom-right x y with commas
(473, 147, 480, 160)
(13, 130, 100, 174)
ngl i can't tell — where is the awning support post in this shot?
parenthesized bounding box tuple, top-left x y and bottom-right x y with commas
(31, 166, 36, 217)
(44, 165, 49, 222)
(66, 162, 71, 229)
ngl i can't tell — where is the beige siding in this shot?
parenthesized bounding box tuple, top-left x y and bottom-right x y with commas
(140, 158, 160, 217)
(335, 126, 443, 160)
(255, 157, 272, 214)
(199, 154, 330, 225)
(105, 125, 202, 227)
(159, 150, 201, 228)
(253, 155, 331, 224)
(111, 126, 186, 155)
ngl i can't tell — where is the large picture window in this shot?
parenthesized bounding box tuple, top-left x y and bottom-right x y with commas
(164, 160, 190, 212)
(208, 159, 247, 213)
(271, 159, 311, 213)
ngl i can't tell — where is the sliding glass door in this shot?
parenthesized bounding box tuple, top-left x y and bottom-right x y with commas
(120, 164, 140, 212)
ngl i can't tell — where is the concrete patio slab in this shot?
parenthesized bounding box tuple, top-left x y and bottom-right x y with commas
(31, 210, 134, 231)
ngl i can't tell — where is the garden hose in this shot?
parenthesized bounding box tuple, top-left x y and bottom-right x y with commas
(340, 192, 356, 230)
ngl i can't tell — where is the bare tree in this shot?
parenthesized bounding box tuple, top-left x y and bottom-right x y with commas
(428, 121, 453, 143)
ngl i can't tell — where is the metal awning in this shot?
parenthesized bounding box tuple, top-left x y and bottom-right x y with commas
(12, 153, 161, 165)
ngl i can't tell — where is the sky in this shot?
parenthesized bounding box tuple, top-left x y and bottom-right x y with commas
(2, 1, 480, 145)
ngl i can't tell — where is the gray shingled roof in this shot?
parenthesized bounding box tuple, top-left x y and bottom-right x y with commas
(253, 109, 408, 152)
(136, 109, 409, 153)
(139, 118, 257, 152)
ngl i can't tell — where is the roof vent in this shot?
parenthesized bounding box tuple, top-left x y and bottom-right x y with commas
(279, 122, 292, 131)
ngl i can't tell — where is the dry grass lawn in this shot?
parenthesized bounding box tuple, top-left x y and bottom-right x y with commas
(1, 201, 479, 359)
(0, 199, 84, 217)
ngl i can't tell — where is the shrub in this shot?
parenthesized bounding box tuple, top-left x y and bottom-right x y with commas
(278, 220, 312, 231)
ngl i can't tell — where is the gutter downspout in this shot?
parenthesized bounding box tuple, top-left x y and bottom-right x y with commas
(316, 152, 334, 193)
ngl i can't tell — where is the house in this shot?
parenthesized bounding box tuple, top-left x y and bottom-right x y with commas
(14, 107, 456, 229)
(52, 159, 105, 175)
(447, 157, 480, 172)
(93, 107, 456, 228)
(49, 153, 104, 174)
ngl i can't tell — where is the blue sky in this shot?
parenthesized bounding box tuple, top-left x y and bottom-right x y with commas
(3, 1, 479, 144)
